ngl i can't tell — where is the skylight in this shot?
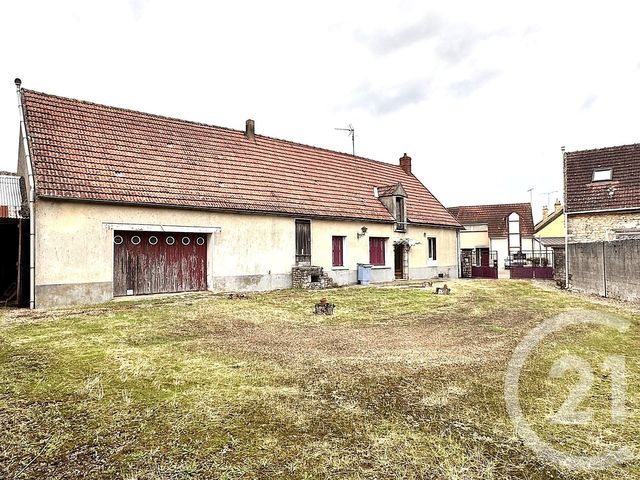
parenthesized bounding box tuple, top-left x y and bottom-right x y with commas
(592, 169, 612, 182)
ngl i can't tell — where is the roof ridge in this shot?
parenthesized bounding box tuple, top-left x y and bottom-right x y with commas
(22, 88, 407, 172)
(448, 202, 532, 209)
(566, 142, 640, 155)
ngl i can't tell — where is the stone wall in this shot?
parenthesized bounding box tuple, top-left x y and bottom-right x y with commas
(567, 211, 640, 243)
(552, 246, 566, 285)
(292, 266, 335, 289)
(460, 250, 472, 278)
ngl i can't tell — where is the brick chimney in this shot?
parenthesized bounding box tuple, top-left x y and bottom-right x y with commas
(554, 198, 562, 213)
(542, 205, 549, 220)
(245, 119, 255, 141)
(399, 153, 412, 175)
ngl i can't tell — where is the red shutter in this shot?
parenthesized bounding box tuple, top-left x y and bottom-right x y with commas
(332, 236, 344, 266)
(369, 237, 386, 266)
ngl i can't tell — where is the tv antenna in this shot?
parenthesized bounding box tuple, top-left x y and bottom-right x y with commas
(539, 190, 559, 207)
(335, 124, 355, 156)
(527, 187, 534, 205)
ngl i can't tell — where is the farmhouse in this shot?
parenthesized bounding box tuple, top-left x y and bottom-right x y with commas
(447, 203, 541, 279)
(14, 81, 461, 307)
(565, 143, 640, 301)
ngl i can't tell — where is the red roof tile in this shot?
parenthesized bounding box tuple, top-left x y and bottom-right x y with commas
(565, 143, 640, 213)
(21, 89, 459, 227)
(447, 203, 534, 237)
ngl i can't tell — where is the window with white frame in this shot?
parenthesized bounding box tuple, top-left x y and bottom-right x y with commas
(427, 237, 437, 262)
(592, 168, 612, 182)
(508, 212, 521, 254)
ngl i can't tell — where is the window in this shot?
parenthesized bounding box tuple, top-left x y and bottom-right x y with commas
(369, 237, 386, 266)
(593, 168, 612, 182)
(508, 212, 521, 254)
(428, 237, 437, 261)
(295, 219, 311, 265)
(332, 236, 345, 267)
(395, 197, 407, 231)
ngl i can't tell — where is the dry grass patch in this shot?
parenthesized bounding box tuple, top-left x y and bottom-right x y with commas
(0, 280, 638, 479)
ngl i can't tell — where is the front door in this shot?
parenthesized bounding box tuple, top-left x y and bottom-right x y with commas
(480, 248, 490, 267)
(394, 244, 404, 279)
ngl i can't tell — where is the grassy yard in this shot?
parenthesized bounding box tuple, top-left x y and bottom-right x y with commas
(0, 280, 638, 479)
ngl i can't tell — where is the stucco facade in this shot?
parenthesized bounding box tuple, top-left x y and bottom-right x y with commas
(536, 214, 565, 238)
(567, 211, 640, 243)
(33, 200, 459, 307)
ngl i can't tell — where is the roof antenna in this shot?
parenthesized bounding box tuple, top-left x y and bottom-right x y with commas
(539, 190, 559, 208)
(527, 187, 534, 205)
(334, 124, 355, 156)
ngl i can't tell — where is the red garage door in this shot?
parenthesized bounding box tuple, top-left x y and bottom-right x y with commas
(113, 231, 207, 296)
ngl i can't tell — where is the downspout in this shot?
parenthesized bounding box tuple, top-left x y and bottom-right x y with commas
(455, 228, 461, 278)
(15, 79, 36, 309)
(562, 146, 569, 289)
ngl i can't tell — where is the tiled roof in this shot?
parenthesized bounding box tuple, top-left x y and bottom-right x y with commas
(0, 174, 24, 218)
(21, 89, 459, 227)
(447, 203, 535, 237)
(565, 143, 640, 213)
(377, 184, 400, 196)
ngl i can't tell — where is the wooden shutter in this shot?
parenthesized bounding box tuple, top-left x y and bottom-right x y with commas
(369, 237, 386, 266)
(332, 236, 344, 266)
(295, 220, 311, 264)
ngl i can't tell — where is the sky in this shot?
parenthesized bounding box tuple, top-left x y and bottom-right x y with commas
(2, 1, 640, 223)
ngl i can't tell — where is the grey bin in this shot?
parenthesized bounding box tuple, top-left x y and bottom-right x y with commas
(357, 263, 373, 285)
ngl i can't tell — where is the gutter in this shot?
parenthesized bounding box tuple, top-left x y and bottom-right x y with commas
(562, 146, 569, 289)
(15, 79, 36, 309)
(566, 206, 640, 215)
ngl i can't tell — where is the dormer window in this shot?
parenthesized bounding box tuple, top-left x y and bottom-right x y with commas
(376, 182, 408, 232)
(593, 168, 612, 182)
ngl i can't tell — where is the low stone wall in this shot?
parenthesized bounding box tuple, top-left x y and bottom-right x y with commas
(292, 266, 335, 289)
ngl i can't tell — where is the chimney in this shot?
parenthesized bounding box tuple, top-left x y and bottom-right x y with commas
(399, 153, 412, 175)
(554, 198, 562, 213)
(245, 119, 255, 141)
(542, 205, 549, 220)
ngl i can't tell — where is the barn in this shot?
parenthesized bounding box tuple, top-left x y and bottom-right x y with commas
(15, 80, 461, 307)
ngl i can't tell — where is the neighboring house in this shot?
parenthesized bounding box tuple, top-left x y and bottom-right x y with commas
(447, 203, 535, 278)
(533, 200, 565, 283)
(15, 82, 461, 307)
(565, 143, 640, 301)
(0, 173, 29, 306)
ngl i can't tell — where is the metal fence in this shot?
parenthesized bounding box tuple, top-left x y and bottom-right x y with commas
(504, 250, 554, 269)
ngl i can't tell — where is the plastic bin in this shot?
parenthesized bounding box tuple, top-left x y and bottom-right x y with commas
(357, 263, 372, 285)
